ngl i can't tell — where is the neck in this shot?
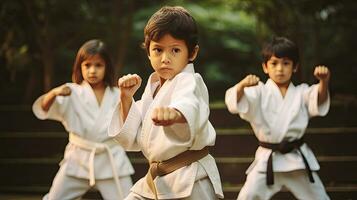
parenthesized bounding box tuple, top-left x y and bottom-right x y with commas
(159, 77, 166, 86)
(276, 82, 290, 97)
(89, 81, 105, 90)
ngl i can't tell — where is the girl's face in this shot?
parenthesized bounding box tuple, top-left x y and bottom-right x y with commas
(81, 54, 106, 87)
(148, 34, 198, 84)
(262, 55, 295, 87)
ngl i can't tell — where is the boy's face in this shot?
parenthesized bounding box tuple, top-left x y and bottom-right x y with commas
(148, 34, 197, 82)
(262, 55, 296, 87)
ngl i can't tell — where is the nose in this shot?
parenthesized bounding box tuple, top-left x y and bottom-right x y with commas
(89, 66, 96, 73)
(276, 63, 283, 71)
(161, 52, 170, 64)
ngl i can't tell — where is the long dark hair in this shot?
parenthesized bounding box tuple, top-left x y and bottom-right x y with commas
(72, 39, 115, 86)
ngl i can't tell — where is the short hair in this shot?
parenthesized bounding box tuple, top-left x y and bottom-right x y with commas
(72, 39, 115, 86)
(143, 6, 198, 57)
(262, 37, 299, 67)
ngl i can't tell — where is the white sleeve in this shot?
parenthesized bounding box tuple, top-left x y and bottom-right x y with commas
(108, 100, 142, 151)
(225, 82, 262, 121)
(32, 94, 69, 121)
(303, 84, 330, 117)
(169, 73, 202, 143)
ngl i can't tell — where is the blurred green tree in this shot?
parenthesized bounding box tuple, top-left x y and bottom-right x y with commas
(0, 0, 356, 104)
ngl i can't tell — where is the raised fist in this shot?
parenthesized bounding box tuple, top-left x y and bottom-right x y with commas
(53, 84, 71, 96)
(241, 74, 260, 88)
(314, 65, 330, 82)
(118, 74, 142, 99)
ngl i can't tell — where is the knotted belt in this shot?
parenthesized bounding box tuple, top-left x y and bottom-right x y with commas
(259, 137, 314, 185)
(69, 132, 124, 199)
(146, 147, 209, 200)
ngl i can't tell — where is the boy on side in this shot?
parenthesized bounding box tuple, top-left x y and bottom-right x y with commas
(225, 37, 330, 200)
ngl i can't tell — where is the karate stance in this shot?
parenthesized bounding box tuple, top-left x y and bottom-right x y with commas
(108, 6, 223, 200)
(225, 37, 331, 200)
(33, 39, 134, 200)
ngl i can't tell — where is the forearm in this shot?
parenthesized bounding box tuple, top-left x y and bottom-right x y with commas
(41, 90, 57, 112)
(236, 82, 246, 103)
(120, 95, 133, 123)
(318, 80, 329, 105)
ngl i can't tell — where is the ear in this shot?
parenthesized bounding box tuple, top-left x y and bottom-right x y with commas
(189, 45, 199, 62)
(262, 62, 269, 74)
(293, 64, 299, 73)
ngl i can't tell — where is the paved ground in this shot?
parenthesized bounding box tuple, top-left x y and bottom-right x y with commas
(0, 194, 42, 200)
(0, 194, 98, 200)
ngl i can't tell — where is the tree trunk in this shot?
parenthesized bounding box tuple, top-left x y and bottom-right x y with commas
(114, 0, 134, 78)
(23, 0, 54, 93)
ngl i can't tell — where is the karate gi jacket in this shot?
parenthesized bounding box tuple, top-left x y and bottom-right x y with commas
(225, 79, 330, 174)
(33, 82, 134, 180)
(108, 64, 224, 199)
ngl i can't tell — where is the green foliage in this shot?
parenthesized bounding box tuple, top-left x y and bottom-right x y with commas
(0, 0, 356, 104)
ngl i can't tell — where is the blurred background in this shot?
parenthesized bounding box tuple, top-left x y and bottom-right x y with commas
(1, 0, 357, 103)
(1, 0, 357, 199)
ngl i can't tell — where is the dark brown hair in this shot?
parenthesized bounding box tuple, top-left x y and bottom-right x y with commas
(143, 6, 198, 58)
(72, 39, 115, 86)
(262, 36, 299, 68)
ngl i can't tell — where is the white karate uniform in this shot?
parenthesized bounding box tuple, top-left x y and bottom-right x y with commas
(108, 63, 224, 199)
(33, 81, 134, 200)
(225, 79, 330, 200)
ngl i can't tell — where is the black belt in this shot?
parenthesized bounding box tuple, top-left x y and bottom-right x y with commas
(259, 137, 314, 185)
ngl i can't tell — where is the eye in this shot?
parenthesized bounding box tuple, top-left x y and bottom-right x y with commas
(95, 63, 104, 68)
(172, 48, 181, 53)
(283, 61, 289, 65)
(152, 48, 162, 53)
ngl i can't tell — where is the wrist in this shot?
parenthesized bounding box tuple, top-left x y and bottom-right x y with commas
(120, 93, 132, 101)
(319, 78, 329, 85)
(174, 109, 186, 123)
(120, 94, 133, 106)
(50, 89, 59, 97)
(237, 82, 246, 90)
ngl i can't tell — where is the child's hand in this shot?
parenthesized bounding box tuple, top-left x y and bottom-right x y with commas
(52, 84, 71, 96)
(151, 107, 184, 126)
(118, 74, 142, 99)
(314, 65, 330, 82)
(240, 74, 260, 88)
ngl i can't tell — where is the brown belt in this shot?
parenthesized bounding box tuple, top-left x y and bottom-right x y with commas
(146, 147, 209, 200)
(259, 137, 314, 185)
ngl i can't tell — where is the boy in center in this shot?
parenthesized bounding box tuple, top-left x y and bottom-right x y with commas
(108, 6, 223, 200)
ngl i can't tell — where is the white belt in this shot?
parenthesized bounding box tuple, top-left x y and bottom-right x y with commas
(69, 132, 123, 199)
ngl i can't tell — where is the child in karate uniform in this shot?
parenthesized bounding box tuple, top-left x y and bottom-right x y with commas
(33, 39, 134, 200)
(108, 6, 223, 200)
(225, 37, 330, 200)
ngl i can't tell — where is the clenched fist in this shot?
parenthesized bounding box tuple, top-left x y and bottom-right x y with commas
(118, 74, 142, 99)
(240, 74, 260, 88)
(52, 84, 71, 96)
(314, 65, 330, 82)
(151, 107, 185, 126)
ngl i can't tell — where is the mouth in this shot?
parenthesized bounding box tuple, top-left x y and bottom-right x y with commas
(159, 67, 171, 71)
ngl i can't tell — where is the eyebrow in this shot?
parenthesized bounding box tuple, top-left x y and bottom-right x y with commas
(151, 42, 183, 48)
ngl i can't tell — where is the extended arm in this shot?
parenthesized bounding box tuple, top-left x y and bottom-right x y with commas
(235, 74, 260, 102)
(314, 66, 330, 105)
(41, 84, 71, 111)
